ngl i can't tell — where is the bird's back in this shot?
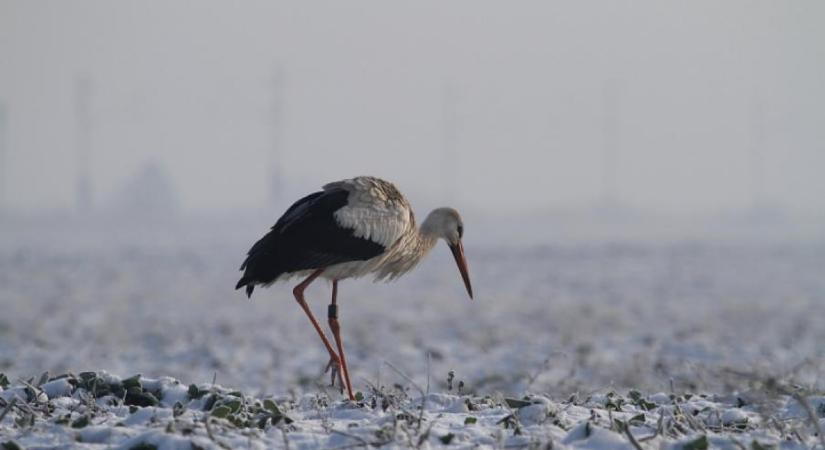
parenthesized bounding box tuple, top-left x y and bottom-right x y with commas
(323, 177, 413, 247)
(236, 177, 414, 297)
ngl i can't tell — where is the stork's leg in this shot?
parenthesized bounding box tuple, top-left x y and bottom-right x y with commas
(328, 280, 355, 401)
(292, 269, 345, 390)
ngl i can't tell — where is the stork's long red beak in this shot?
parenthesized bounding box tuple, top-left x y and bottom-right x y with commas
(449, 240, 473, 299)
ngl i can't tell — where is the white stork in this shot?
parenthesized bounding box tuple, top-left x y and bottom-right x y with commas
(235, 176, 473, 400)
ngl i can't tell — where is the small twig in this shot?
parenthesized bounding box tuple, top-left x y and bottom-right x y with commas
(202, 372, 230, 449)
(656, 408, 664, 437)
(769, 416, 786, 439)
(791, 428, 805, 444)
(637, 432, 658, 443)
(416, 415, 440, 449)
(729, 437, 747, 450)
(360, 379, 389, 409)
(425, 352, 430, 396)
(279, 423, 291, 450)
(416, 353, 431, 433)
(0, 396, 18, 423)
(11, 396, 37, 416)
(623, 423, 645, 450)
(382, 360, 431, 432)
(204, 413, 215, 440)
(502, 443, 532, 449)
(786, 390, 825, 450)
(673, 400, 705, 432)
(383, 361, 423, 397)
(525, 357, 552, 390)
(330, 428, 372, 448)
(203, 413, 232, 450)
(16, 377, 44, 403)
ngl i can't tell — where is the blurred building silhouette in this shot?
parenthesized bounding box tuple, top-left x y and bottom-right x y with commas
(748, 98, 770, 211)
(74, 75, 94, 214)
(600, 79, 622, 210)
(738, 97, 786, 224)
(593, 78, 636, 222)
(109, 161, 180, 219)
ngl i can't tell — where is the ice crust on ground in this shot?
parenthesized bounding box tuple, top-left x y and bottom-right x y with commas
(1, 371, 823, 450)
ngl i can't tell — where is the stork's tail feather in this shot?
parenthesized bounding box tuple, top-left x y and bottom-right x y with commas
(235, 277, 255, 298)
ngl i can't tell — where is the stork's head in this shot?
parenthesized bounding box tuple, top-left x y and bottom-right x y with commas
(423, 208, 473, 299)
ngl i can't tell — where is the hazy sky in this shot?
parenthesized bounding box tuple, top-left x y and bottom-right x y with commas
(1, 1, 823, 214)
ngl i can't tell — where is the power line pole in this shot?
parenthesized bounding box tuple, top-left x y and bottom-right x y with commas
(600, 80, 621, 207)
(74, 75, 94, 214)
(441, 81, 460, 203)
(268, 66, 285, 206)
(0, 102, 7, 215)
(748, 98, 766, 210)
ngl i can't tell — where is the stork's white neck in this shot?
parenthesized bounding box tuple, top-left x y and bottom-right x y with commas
(415, 225, 440, 253)
(409, 210, 445, 260)
(373, 208, 452, 281)
(419, 214, 440, 240)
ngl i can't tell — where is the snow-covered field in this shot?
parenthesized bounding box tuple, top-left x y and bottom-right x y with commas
(1, 218, 824, 448)
(2, 370, 824, 449)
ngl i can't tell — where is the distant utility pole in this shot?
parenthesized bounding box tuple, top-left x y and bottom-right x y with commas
(600, 80, 621, 207)
(268, 66, 286, 206)
(74, 75, 94, 213)
(441, 81, 460, 204)
(748, 98, 767, 210)
(0, 102, 7, 215)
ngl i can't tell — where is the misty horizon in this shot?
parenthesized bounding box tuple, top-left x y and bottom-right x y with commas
(1, 1, 823, 217)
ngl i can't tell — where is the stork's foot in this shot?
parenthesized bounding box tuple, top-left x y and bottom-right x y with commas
(324, 354, 346, 394)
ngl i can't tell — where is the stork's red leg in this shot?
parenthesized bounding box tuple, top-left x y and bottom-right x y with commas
(328, 280, 355, 401)
(292, 269, 344, 390)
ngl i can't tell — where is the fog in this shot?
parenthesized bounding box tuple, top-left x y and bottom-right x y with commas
(1, 1, 824, 228)
(2, 8, 825, 445)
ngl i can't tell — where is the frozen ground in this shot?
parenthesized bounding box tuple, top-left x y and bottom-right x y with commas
(2, 371, 824, 449)
(1, 216, 824, 448)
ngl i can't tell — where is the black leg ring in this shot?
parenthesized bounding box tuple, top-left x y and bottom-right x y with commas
(328, 304, 338, 319)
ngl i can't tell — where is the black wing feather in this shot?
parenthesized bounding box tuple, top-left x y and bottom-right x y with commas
(235, 188, 386, 297)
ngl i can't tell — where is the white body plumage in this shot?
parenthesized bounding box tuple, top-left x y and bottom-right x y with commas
(277, 177, 437, 283)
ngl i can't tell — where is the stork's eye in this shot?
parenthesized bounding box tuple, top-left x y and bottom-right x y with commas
(457, 225, 464, 238)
